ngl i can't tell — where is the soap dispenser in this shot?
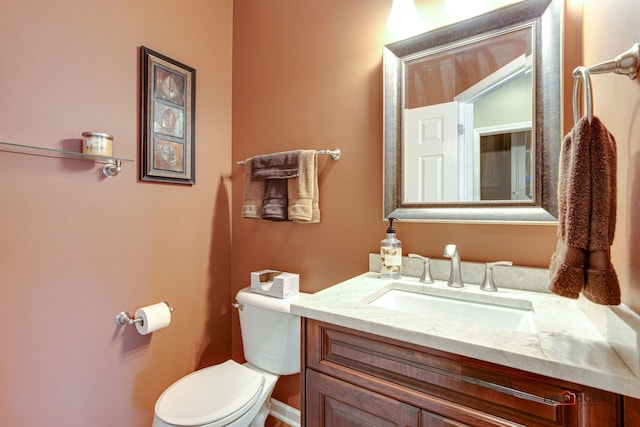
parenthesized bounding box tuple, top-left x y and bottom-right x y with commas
(380, 217, 402, 279)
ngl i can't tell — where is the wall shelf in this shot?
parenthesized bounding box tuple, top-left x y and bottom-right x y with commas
(0, 141, 134, 177)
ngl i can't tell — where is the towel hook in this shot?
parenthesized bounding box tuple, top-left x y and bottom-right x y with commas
(572, 66, 593, 125)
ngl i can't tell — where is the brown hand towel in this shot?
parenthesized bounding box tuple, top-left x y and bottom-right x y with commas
(251, 150, 302, 180)
(261, 179, 289, 221)
(288, 150, 320, 223)
(549, 116, 620, 305)
(583, 117, 619, 305)
(241, 158, 264, 219)
(248, 150, 302, 221)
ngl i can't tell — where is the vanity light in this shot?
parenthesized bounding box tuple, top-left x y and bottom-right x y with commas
(444, 0, 487, 22)
(444, 0, 524, 23)
(387, 0, 423, 40)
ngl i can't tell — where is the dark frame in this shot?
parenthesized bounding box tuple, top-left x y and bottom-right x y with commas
(140, 46, 196, 184)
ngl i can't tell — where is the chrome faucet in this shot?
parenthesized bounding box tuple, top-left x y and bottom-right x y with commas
(408, 253, 434, 284)
(480, 261, 513, 292)
(443, 244, 464, 288)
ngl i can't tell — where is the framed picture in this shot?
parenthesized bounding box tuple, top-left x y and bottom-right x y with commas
(140, 46, 196, 184)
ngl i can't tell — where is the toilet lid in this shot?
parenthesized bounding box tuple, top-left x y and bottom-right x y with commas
(155, 360, 265, 426)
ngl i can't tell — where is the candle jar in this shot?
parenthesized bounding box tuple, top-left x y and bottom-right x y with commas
(82, 132, 113, 157)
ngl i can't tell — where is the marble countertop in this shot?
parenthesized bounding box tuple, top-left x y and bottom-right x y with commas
(291, 271, 640, 399)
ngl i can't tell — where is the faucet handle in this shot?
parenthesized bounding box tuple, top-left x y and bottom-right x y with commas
(480, 261, 513, 292)
(408, 254, 434, 284)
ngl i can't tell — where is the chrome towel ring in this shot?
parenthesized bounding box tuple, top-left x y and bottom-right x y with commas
(572, 43, 640, 125)
(572, 66, 593, 125)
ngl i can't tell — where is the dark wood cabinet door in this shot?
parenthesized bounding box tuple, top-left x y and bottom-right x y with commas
(305, 369, 420, 427)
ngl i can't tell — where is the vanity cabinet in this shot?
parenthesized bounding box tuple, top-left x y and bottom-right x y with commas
(302, 319, 621, 427)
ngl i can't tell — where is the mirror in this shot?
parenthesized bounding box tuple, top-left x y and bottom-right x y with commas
(383, 0, 561, 223)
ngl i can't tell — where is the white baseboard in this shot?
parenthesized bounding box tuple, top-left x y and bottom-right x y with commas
(269, 398, 301, 427)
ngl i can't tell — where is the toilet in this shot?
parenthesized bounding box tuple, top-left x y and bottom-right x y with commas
(152, 287, 307, 427)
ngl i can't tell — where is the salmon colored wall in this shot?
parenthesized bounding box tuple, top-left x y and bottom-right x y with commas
(0, 0, 232, 425)
(231, 0, 393, 408)
(230, 0, 594, 411)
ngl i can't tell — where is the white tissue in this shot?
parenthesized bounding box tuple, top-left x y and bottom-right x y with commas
(134, 302, 172, 335)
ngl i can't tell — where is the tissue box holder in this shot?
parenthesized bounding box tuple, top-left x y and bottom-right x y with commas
(251, 269, 299, 299)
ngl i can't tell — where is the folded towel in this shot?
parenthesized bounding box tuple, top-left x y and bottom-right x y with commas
(252, 150, 301, 221)
(251, 150, 302, 180)
(261, 179, 289, 221)
(288, 150, 320, 223)
(241, 150, 302, 221)
(549, 116, 620, 305)
(241, 158, 265, 219)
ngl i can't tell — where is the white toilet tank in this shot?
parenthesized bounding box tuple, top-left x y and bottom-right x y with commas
(236, 287, 307, 376)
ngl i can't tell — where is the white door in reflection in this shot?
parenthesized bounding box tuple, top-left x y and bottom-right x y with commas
(403, 101, 459, 202)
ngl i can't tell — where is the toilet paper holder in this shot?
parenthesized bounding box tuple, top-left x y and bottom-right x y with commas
(114, 301, 174, 326)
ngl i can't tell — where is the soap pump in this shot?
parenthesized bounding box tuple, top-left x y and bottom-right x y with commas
(380, 217, 402, 279)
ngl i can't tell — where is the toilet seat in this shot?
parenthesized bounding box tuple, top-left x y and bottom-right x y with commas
(154, 360, 265, 426)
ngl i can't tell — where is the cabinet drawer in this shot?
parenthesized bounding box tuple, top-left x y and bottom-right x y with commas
(304, 319, 620, 426)
(306, 369, 421, 427)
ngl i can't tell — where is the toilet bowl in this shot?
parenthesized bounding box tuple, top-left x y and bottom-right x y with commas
(152, 288, 307, 427)
(152, 361, 277, 427)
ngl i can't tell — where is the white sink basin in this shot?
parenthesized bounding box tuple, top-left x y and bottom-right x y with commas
(369, 288, 538, 333)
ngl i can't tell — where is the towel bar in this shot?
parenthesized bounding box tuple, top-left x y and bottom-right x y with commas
(583, 43, 640, 80)
(237, 148, 340, 166)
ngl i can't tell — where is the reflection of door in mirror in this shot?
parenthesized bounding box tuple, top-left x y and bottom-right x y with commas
(478, 128, 532, 201)
(403, 102, 459, 202)
(402, 26, 533, 203)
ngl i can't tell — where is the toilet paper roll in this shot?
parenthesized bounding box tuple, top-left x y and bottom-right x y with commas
(135, 302, 172, 335)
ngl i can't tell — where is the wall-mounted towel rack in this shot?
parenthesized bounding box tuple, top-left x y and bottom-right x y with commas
(573, 43, 640, 124)
(236, 148, 341, 166)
